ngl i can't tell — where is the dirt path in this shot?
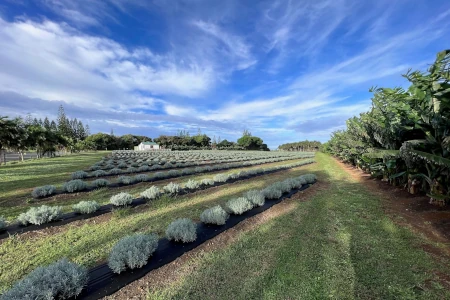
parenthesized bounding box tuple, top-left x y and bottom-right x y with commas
(334, 159, 450, 259)
(104, 181, 325, 299)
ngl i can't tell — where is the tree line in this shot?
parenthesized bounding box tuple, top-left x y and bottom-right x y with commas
(154, 129, 269, 151)
(0, 108, 271, 163)
(278, 141, 321, 151)
(323, 50, 450, 205)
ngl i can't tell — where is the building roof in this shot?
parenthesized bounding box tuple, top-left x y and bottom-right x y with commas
(141, 142, 158, 145)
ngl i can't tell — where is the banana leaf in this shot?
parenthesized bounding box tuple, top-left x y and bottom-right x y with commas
(409, 150, 450, 168)
(389, 171, 406, 179)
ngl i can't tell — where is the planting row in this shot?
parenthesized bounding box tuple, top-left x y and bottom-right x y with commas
(86, 150, 311, 172)
(0, 173, 317, 299)
(0, 159, 315, 232)
(32, 156, 315, 199)
(75, 152, 315, 179)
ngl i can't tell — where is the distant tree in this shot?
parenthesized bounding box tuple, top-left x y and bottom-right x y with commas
(77, 121, 86, 140)
(43, 117, 51, 130)
(50, 120, 58, 131)
(237, 135, 263, 150)
(84, 124, 90, 136)
(242, 129, 252, 137)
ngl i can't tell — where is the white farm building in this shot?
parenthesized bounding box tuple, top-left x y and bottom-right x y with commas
(136, 141, 160, 151)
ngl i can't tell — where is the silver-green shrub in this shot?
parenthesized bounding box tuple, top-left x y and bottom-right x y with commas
(166, 218, 197, 243)
(0, 258, 88, 300)
(138, 165, 150, 172)
(184, 179, 200, 190)
(127, 167, 138, 173)
(92, 178, 110, 188)
(301, 174, 317, 184)
(226, 197, 253, 215)
(0, 216, 6, 231)
(181, 168, 193, 176)
(262, 186, 282, 199)
(118, 176, 134, 185)
(140, 186, 161, 200)
(153, 172, 167, 179)
(118, 162, 128, 168)
(284, 178, 302, 189)
(213, 173, 229, 183)
(200, 178, 215, 186)
(163, 182, 181, 194)
(92, 170, 107, 177)
(108, 233, 159, 274)
(71, 171, 88, 180)
(108, 168, 122, 175)
(17, 205, 63, 225)
(244, 190, 265, 207)
(200, 205, 229, 225)
(31, 185, 56, 198)
(134, 174, 149, 182)
(110, 192, 133, 206)
(272, 181, 291, 193)
(168, 170, 181, 177)
(298, 176, 307, 185)
(63, 179, 88, 193)
(229, 172, 240, 180)
(72, 201, 100, 214)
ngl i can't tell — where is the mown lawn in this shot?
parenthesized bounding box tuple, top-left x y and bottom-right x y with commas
(146, 153, 450, 300)
(0, 161, 315, 293)
(0, 157, 305, 220)
(0, 152, 108, 207)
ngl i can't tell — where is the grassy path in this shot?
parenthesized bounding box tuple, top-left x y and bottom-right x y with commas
(142, 153, 450, 300)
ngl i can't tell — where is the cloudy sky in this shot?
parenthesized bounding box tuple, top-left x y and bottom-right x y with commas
(0, 0, 449, 148)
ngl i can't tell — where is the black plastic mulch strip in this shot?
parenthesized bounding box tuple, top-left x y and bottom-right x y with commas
(0, 165, 314, 240)
(77, 182, 315, 300)
(33, 159, 314, 200)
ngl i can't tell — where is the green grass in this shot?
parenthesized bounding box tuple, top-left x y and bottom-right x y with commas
(146, 153, 450, 300)
(0, 162, 314, 293)
(0, 152, 108, 207)
(0, 155, 304, 220)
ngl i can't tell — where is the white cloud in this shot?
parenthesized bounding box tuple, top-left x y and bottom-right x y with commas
(0, 17, 214, 110)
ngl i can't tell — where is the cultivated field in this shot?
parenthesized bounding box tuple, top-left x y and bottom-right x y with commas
(0, 151, 449, 299)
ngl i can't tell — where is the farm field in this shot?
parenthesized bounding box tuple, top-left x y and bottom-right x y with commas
(1, 151, 450, 299)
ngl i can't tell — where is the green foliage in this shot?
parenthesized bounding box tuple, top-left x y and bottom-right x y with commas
(226, 197, 253, 215)
(71, 170, 88, 179)
(108, 168, 122, 175)
(134, 174, 149, 182)
(200, 205, 229, 225)
(72, 201, 100, 214)
(92, 178, 110, 188)
(325, 49, 450, 202)
(0, 258, 88, 300)
(166, 218, 197, 243)
(17, 205, 63, 225)
(110, 192, 133, 206)
(301, 174, 317, 184)
(213, 173, 229, 183)
(92, 169, 107, 177)
(278, 140, 321, 151)
(63, 179, 88, 193)
(108, 233, 159, 274)
(140, 186, 161, 200)
(184, 179, 200, 190)
(118, 175, 134, 185)
(262, 186, 283, 199)
(244, 190, 265, 207)
(163, 182, 181, 195)
(31, 185, 56, 198)
(200, 178, 215, 186)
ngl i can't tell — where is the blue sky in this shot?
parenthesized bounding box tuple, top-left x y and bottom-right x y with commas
(0, 0, 449, 149)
